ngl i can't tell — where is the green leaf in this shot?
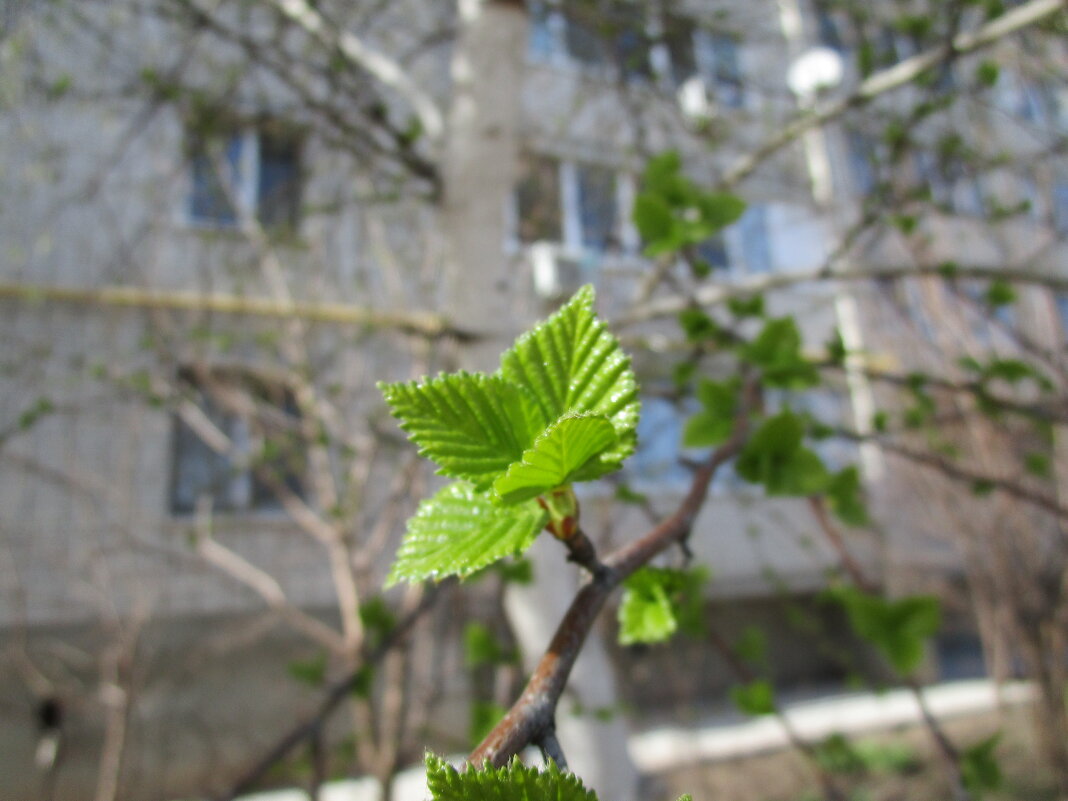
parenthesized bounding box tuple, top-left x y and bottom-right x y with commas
(287, 653, 327, 687)
(730, 679, 776, 716)
(632, 194, 674, 246)
(683, 378, 739, 447)
(829, 587, 941, 675)
(735, 411, 830, 496)
(499, 286, 639, 465)
(359, 597, 397, 649)
(826, 467, 869, 527)
(386, 483, 547, 586)
(469, 701, 509, 750)
(976, 60, 1000, 87)
(349, 665, 374, 698)
(727, 294, 765, 318)
(494, 415, 618, 504)
(618, 568, 677, 645)
(678, 308, 721, 342)
(618, 567, 709, 645)
(464, 622, 515, 669)
(984, 279, 1016, 308)
(426, 754, 598, 801)
(962, 733, 1002, 798)
(742, 317, 819, 389)
(379, 372, 541, 486)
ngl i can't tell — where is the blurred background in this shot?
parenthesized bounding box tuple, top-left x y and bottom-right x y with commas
(1, 1, 1067, 800)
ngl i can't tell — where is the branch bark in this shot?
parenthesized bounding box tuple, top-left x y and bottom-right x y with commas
(468, 418, 751, 767)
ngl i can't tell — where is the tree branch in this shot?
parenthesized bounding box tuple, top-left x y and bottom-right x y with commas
(468, 418, 751, 767)
(219, 581, 449, 801)
(267, 0, 444, 141)
(718, 0, 1067, 189)
(615, 263, 1068, 327)
(0, 282, 476, 340)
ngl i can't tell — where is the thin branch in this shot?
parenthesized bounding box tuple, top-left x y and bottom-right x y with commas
(535, 725, 569, 771)
(219, 581, 449, 801)
(615, 263, 1068, 328)
(718, 0, 1068, 189)
(267, 0, 444, 141)
(468, 408, 752, 767)
(0, 282, 476, 340)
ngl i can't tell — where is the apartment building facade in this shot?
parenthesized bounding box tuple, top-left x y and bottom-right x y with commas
(1, 0, 1065, 798)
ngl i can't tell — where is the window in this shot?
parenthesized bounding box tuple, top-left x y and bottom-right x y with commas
(913, 151, 984, 216)
(576, 163, 618, 251)
(625, 394, 742, 492)
(527, 0, 652, 79)
(516, 154, 564, 244)
(513, 153, 626, 255)
(738, 205, 772, 274)
(661, 17, 744, 108)
(846, 130, 878, 196)
(170, 368, 305, 515)
(526, 2, 744, 103)
(1052, 176, 1068, 234)
(187, 121, 301, 230)
(695, 233, 730, 272)
(1054, 294, 1068, 340)
(696, 32, 743, 108)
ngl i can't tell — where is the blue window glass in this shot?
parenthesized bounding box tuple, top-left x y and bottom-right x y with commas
(1052, 181, 1068, 234)
(696, 233, 729, 271)
(577, 164, 617, 252)
(190, 133, 243, 225)
(739, 205, 771, 274)
(708, 34, 743, 108)
(847, 131, 876, 195)
(257, 131, 301, 229)
(527, 1, 559, 61)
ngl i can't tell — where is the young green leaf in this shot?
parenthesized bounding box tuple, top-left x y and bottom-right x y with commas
(498, 286, 639, 465)
(742, 317, 819, 389)
(735, 411, 830, 496)
(618, 566, 709, 645)
(426, 754, 598, 801)
(618, 568, 678, 645)
(378, 372, 541, 486)
(494, 415, 618, 505)
(730, 679, 776, 716)
(829, 587, 941, 675)
(961, 733, 1002, 798)
(464, 622, 516, 669)
(386, 483, 547, 586)
(683, 377, 739, 447)
(826, 467, 869, 527)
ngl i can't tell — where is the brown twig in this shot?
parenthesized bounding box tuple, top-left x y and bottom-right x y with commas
(219, 582, 449, 801)
(467, 420, 750, 767)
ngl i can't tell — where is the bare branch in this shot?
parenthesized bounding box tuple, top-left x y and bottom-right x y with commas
(468, 405, 752, 767)
(267, 0, 444, 141)
(0, 281, 476, 340)
(719, 0, 1068, 188)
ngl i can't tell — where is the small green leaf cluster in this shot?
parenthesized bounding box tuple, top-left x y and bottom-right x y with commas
(730, 679, 776, 716)
(379, 286, 639, 585)
(425, 754, 692, 801)
(961, 733, 1003, 799)
(632, 151, 746, 266)
(617, 566, 709, 645)
(827, 587, 941, 676)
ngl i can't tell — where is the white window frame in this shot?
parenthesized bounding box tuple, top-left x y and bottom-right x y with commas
(185, 124, 300, 231)
(508, 155, 639, 258)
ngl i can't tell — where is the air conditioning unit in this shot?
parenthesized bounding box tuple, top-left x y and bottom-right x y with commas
(528, 242, 596, 300)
